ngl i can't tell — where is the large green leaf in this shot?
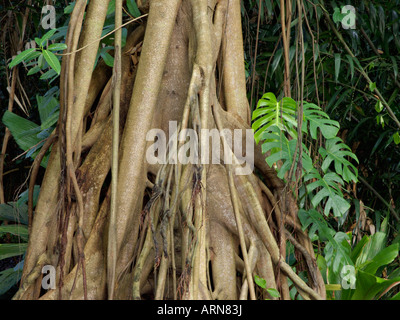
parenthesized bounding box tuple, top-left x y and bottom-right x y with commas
(2, 110, 41, 152)
(355, 232, 387, 268)
(363, 243, 399, 275)
(2, 111, 51, 167)
(127, 0, 141, 17)
(302, 102, 340, 139)
(261, 126, 313, 179)
(36, 90, 59, 125)
(325, 232, 353, 275)
(299, 209, 353, 275)
(252, 93, 298, 143)
(0, 243, 28, 260)
(351, 270, 400, 300)
(305, 170, 350, 217)
(0, 225, 29, 242)
(0, 202, 28, 225)
(0, 261, 23, 296)
(319, 137, 359, 183)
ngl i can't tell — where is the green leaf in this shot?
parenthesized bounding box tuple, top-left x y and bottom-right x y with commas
(34, 37, 41, 47)
(0, 225, 29, 242)
(305, 170, 350, 217)
(0, 243, 28, 260)
(363, 243, 399, 275)
(40, 111, 59, 130)
(23, 50, 42, 62)
(266, 288, 281, 298)
(350, 235, 370, 263)
(47, 43, 67, 52)
(299, 209, 353, 274)
(8, 48, 37, 68)
(36, 92, 59, 124)
(390, 56, 398, 80)
(2, 111, 41, 153)
(42, 50, 61, 74)
(351, 270, 400, 300)
(0, 262, 23, 296)
(27, 65, 41, 76)
(37, 53, 44, 69)
(376, 115, 385, 128)
(393, 132, 400, 145)
(0, 202, 28, 225)
(127, 0, 141, 17)
(271, 48, 283, 75)
(100, 51, 114, 67)
(375, 101, 383, 113)
(254, 275, 267, 289)
(346, 55, 354, 80)
(64, 1, 76, 14)
(107, 0, 116, 15)
(39, 29, 57, 47)
(369, 82, 376, 92)
(261, 127, 313, 179)
(40, 68, 58, 80)
(334, 53, 341, 82)
(252, 93, 297, 143)
(303, 103, 340, 139)
(355, 232, 387, 268)
(319, 137, 358, 183)
(333, 7, 344, 23)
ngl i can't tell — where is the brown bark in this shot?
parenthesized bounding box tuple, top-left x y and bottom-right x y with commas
(15, 0, 325, 300)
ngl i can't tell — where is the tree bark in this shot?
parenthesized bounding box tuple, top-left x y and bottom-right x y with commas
(15, 0, 325, 300)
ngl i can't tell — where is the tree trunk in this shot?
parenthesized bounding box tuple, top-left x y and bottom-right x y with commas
(14, 0, 325, 300)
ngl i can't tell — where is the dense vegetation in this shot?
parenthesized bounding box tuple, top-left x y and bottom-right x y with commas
(0, 0, 399, 300)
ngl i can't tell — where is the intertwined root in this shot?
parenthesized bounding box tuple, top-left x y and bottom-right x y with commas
(15, 0, 325, 300)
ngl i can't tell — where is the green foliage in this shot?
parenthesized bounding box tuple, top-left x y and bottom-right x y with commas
(254, 275, 281, 299)
(260, 127, 313, 179)
(304, 170, 350, 217)
(319, 137, 358, 183)
(302, 210, 400, 300)
(243, 0, 400, 224)
(2, 87, 60, 167)
(127, 0, 141, 18)
(9, 29, 65, 81)
(302, 103, 340, 140)
(0, 192, 35, 296)
(252, 92, 358, 217)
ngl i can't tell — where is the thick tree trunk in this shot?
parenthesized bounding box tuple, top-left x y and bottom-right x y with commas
(14, 0, 325, 300)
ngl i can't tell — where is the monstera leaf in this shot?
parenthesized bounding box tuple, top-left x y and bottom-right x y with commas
(302, 102, 340, 139)
(304, 169, 350, 217)
(252, 92, 298, 143)
(319, 137, 359, 183)
(260, 126, 313, 179)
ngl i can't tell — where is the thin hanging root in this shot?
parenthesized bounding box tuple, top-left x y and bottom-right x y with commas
(260, 179, 291, 299)
(213, 108, 256, 300)
(284, 229, 318, 286)
(108, 0, 123, 300)
(155, 166, 174, 299)
(241, 173, 323, 300)
(239, 243, 258, 300)
(212, 105, 322, 300)
(257, 176, 325, 296)
(132, 226, 154, 300)
(68, 167, 88, 300)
